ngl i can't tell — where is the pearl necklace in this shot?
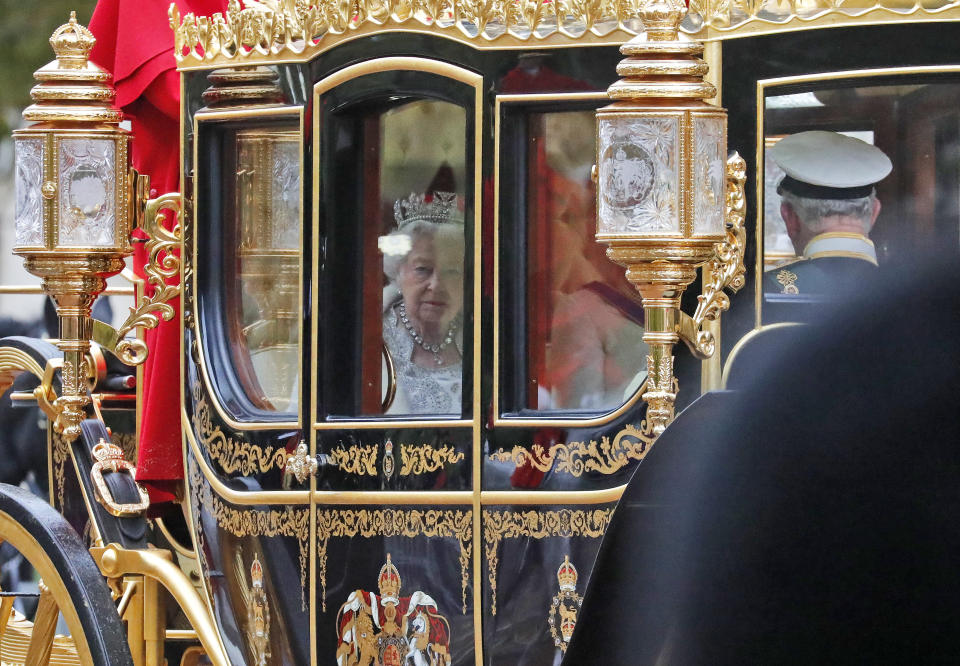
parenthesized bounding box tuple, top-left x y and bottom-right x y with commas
(398, 302, 459, 365)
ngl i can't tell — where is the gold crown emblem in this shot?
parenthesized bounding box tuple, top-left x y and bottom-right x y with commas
(393, 191, 464, 230)
(251, 554, 264, 589)
(557, 555, 578, 592)
(378, 553, 402, 601)
(49, 12, 96, 69)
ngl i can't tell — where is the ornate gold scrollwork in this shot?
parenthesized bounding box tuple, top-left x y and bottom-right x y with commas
(192, 385, 289, 476)
(328, 443, 379, 476)
(112, 191, 184, 365)
(685, 151, 749, 358)
(483, 508, 613, 615)
(316, 509, 473, 614)
(489, 424, 652, 477)
(399, 444, 464, 476)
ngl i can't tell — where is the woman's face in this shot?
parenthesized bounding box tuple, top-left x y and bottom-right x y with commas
(397, 231, 464, 332)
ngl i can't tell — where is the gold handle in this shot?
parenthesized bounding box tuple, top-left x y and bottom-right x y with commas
(382, 342, 397, 413)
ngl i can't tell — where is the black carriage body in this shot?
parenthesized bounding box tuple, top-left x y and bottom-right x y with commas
(177, 17, 960, 666)
(182, 34, 636, 666)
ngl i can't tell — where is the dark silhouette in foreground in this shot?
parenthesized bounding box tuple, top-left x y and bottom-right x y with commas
(566, 251, 960, 664)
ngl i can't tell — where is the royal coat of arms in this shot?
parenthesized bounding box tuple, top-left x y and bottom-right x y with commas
(335, 553, 452, 666)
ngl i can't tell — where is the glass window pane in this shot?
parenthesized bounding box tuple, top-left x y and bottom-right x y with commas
(228, 127, 302, 414)
(762, 79, 960, 322)
(377, 101, 467, 416)
(526, 111, 647, 412)
(320, 95, 469, 419)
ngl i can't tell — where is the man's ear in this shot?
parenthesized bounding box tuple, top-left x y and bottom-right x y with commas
(867, 198, 882, 231)
(781, 202, 802, 238)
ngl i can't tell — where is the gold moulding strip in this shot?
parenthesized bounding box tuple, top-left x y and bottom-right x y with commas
(488, 424, 653, 477)
(316, 508, 473, 614)
(484, 508, 614, 616)
(688, 0, 960, 37)
(167, 0, 960, 68)
(169, 0, 645, 67)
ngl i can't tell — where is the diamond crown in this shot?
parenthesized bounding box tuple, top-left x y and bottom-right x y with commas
(393, 191, 464, 231)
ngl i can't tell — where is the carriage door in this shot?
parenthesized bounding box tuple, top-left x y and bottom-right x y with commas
(311, 59, 482, 664)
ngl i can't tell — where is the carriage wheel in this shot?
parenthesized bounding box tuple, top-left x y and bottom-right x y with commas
(0, 483, 133, 665)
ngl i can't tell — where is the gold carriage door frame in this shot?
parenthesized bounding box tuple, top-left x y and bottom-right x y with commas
(309, 57, 485, 666)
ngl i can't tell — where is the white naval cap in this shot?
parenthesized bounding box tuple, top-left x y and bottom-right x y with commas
(770, 130, 892, 199)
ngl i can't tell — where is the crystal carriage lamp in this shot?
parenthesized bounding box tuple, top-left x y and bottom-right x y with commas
(12, 13, 182, 440)
(595, 0, 747, 435)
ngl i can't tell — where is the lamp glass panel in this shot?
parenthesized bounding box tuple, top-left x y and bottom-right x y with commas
(57, 137, 116, 247)
(14, 137, 44, 247)
(692, 115, 727, 236)
(597, 115, 680, 235)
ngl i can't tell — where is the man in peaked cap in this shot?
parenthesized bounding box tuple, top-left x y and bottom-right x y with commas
(764, 130, 892, 304)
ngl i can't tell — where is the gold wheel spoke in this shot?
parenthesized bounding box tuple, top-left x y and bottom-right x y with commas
(24, 581, 60, 666)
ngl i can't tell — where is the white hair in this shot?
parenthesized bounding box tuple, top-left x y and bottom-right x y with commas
(380, 221, 463, 282)
(779, 190, 877, 234)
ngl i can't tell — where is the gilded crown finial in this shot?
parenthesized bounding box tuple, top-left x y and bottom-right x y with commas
(637, 0, 686, 42)
(49, 11, 97, 70)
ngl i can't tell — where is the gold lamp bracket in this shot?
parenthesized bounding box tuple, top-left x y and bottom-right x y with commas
(93, 174, 184, 366)
(677, 152, 748, 360)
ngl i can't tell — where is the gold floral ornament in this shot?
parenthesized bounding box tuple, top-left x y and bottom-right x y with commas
(192, 383, 288, 476)
(400, 443, 464, 476)
(483, 508, 613, 615)
(489, 424, 651, 477)
(283, 441, 316, 484)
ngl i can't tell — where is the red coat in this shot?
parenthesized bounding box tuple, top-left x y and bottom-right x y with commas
(89, 0, 227, 502)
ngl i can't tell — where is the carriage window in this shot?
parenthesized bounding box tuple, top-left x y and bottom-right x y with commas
(762, 78, 960, 321)
(522, 110, 647, 413)
(321, 98, 468, 418)
(225, 126, 302, 414)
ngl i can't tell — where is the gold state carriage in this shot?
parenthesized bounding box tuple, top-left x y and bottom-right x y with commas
(1, 0, 959, 663)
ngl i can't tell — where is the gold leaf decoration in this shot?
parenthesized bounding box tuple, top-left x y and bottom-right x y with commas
(316, 508, 473, 613)
(328, 444, 379, 476)
(488, 424, 653, 477)
(399, 444, 465, 476)
(191, 383, 289, 476)
(483, 508, 613, 615)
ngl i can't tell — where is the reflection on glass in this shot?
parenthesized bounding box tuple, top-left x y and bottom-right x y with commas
(58, 138, 116, 247)
(232, 129, 301, 413)
(762, 80, 960, 320)
(14, 137, 44, 247)
(376, 101, 467, 416)
(597, 115, 679, 235)
(528, 111, 647, 412)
